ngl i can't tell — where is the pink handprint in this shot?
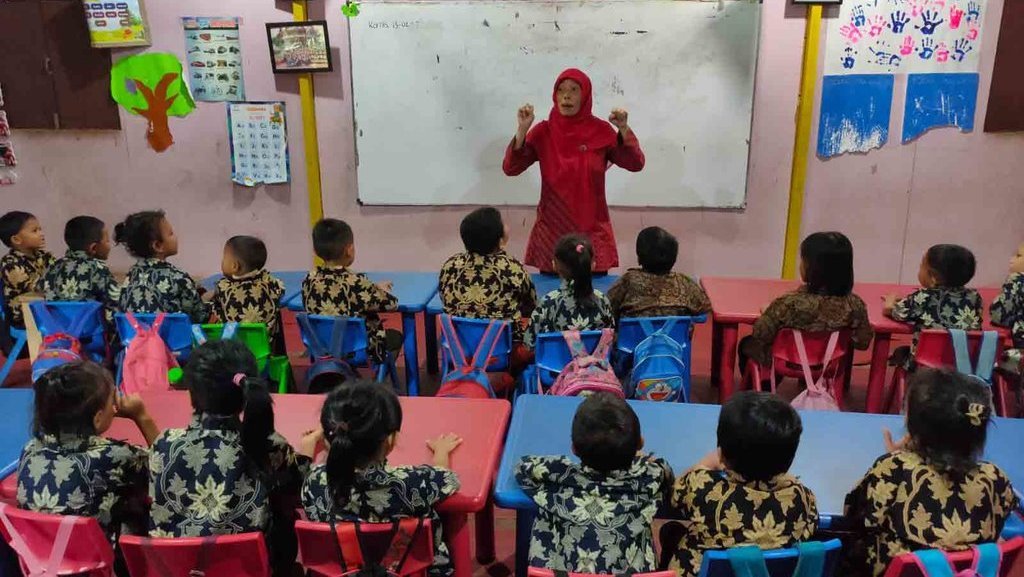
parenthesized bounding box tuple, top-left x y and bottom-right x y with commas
(899, 35, 915, 55)
(949, 5, 964, 28)
(967, 25, 979, 40)
(909, 0, 928, 17)
(932, 0, 946, 9)
(840, 23, 864, 43)
(868, 14, 887, 36)
(936, 41, 950, 62)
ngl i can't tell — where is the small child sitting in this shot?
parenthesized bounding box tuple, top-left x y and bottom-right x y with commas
(990, 242, 1024, 385)
(211, 236, 285, 348)
(516, 393, 672, 574)
(0, 211, 54, 327)
(607, 226, 710, 320)
(844, 368, 1018, 577)
(661, 391, 818, 576)
(40, 216, 120, 321)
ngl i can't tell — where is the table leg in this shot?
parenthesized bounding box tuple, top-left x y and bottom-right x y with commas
(711, 321, 723, 387)
(515, 510, 534, 577)
(444, 512, 471, 577)
(865, 334, 892, 414)
(475, 495, 495, 565)
(718, 323, 739, 403)
(402, 311, 420, 396)
(425, 311, 439, 376)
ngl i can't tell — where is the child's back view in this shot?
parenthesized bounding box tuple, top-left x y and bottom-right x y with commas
(607, 227, 710, 320)
(40, 216, 120, 320)
(885, 244, 983, 334)
(211, 236, 285, 347)
(516, 393, 672, 574)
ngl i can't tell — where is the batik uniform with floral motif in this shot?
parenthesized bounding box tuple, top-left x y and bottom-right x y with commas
(991, 273, 1024, 373)
(149, 414, 310, 537)
(525, 281, 615, 349)
(606, 269, 712, 320)
(301, 267, 399, 362)
(17, 434, 148, 541)
(120, 258, 210, 324)
(1, 249, 54, 325)
(844, 451, 1018, 577)
(439, 251, 537, 342)
(40, 250, 121, 323)
(212, 270, 285, 343)
(301, 462, 460, 577)
(667, 468, 819, 577)
(515, 454, 672, 574)
(891, 287, 983, 350)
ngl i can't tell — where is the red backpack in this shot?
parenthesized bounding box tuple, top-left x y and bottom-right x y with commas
(545, 329, 624, 398)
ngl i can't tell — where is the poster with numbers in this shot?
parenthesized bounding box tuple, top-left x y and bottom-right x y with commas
(82, 0, 151, 48)
(227, 102, 290, 187)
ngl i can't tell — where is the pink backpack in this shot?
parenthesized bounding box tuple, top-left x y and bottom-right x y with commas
(120, 312, 178, 395)
(789, 330, 842, 412)
(545, 329, 624, 398)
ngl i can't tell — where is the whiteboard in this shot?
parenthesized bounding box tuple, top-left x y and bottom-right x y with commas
(350, 0, 760, 207)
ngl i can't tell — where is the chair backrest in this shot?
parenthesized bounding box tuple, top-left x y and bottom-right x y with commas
(699, 539, 844, 577)
(115, 312, 194, 361)
(119, 532, 270, 577)
(616, 315, 706, 355)
(197, 322, 272, 362)
(0, 503, 114, 577)
(535, 330, 606, 387)
(439, 315, 512, 373)
(881, 537, 1024, 577)
(296, 314, 370, 366)
(915, 330, 1004, 378)
(527, 570, 675, 577)
(30, 300, 107, 361)
(295, 518, 434, 577)
(769, 330, 852, 370)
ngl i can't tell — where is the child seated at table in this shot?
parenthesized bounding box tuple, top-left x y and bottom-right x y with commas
(989, 242, 1024, 389)
(516, 393, 672, 574)
(211, 235, 285, 350)
(116, 210, 210, 323)
(843, 368, 1018, 577)
(0, 210, 54, 328)
(525, 234, 614, 348)
(660, 391, 818, 577)
(17, 361, 158, 541)
(301, 218, 400, 363)
(40, 216, 120, 322)
(740, 231, 873, 369)
(301, 381, 462, 577)
(607, 226, 711, 320)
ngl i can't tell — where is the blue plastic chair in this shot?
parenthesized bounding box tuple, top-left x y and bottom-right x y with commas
(113, 313, 194, 385)
(295, 314, 397, 389)
(615, 315, 707, 400)
(0, 290, 26, 386)
(29, 301, 107, 363)
(698, 539, 843, 577)
(519, 330, 606, 396)
(438, 315, 512, 374)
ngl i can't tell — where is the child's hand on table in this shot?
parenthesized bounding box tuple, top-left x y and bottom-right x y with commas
(427, 433, 463, 468)
(299, 428, 325, 459)
(882, 294, 899, 314)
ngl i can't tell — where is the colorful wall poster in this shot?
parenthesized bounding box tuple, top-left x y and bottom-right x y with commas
(903, 73, 979, 142)
(825, 0, 988, 75)
(818, 74, 895, 158)
(183, 17, 245, 102)
(227, 102, 290, 186)
(83, 0, 151, 48)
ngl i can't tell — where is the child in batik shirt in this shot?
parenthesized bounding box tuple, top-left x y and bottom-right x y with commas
(212, 236, 285, 348)
(40, 216, 120, 322)
(517, 393, 672, 574)
(18, 361, 158, 541)
(844, 369, 1017, 577)
(661, 392, 818, 577)
(0, 211, 54, 327)
(301, 382, 462, 577)
(526, 235, 614, 348)
(990, 243, 1024, 377)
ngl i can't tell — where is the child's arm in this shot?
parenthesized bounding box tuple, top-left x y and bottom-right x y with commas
(99, 266, 122, 311)
(684, 276, 713, 315)
(356, 273, 399, 312)
(426, 433, 463, 469)
(116, 394, 160, 446)
(747, 298, 788, 366)
(850, 297, 874, 351)
(990, 274, 1022, 328)
(885, 290, 920, 322)
(178, 274, 212, 324)
(518, 267, 538, 319)
(606, 277, 626, 316)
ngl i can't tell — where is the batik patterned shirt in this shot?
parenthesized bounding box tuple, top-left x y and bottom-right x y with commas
(149, 414, 310, 537)
(891, 286, 983, 335)
(1, 249, 54, 325)
(526, 281, 614, 348)
(120, 258, 209, 324)
(302, 462, 460, 577)
(844, 451, 1017, 577)
(607, 269, 711, 320)
(301, 266, 399, 361)
(39, 250, 121, 321)
(17, 434, 148, 540)
(667, 468, 819, 577)
(516, 455, 672, 574)
(991, 273, 1024, 348)
(439, 251, 537, 342)
(212, 270, 285, 341)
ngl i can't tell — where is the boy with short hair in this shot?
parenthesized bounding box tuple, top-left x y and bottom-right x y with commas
(212, 236, 285, 348)
(516, 393, 672, 574)
(40, 216, 120, 320)
(0, 211, 54, 327)
(607, 227, 710, 320)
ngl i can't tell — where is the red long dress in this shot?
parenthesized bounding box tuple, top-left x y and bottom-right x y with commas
(502, 69, 646, 272)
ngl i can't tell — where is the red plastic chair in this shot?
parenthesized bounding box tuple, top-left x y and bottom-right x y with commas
(884, 329, 1009, 416)
(118, 533, 270, 577)
(528, 569, 675, 577)
(881, 536, 1024, 577)
(0, 502, 114, 577)
(742, 329, 852, 410)
(295, 518, 434, 577)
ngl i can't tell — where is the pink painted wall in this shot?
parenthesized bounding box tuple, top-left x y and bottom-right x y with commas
(7, 0, 1021, 285)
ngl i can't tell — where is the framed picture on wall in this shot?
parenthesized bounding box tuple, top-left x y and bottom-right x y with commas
(82, 0, 152, 47)
(265, 21, 333, 73)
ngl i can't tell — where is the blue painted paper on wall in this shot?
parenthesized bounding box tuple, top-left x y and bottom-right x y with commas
(817, 74, 895, 158)
(902, 73, 979, 143)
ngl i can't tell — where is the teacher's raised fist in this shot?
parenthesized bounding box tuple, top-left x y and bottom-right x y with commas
(608, 108, 629, 130)
(517, 104, 535, 133)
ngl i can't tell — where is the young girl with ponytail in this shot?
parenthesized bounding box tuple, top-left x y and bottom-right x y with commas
(301, 381, 463, 577)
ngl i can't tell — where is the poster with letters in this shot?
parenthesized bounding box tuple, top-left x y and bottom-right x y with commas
(227, 102, 290, 187)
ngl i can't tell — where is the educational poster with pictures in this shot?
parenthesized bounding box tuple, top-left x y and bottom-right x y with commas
(825, 0, 988, 75)
(83, 0, 151, 48)
(183, 17, 245, 102)
(227, 102, 290, 187)
(0, 87, 16, 186)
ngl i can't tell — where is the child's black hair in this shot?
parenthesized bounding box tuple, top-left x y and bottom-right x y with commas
(636, 226, 678, 275)
(114, 210, 165, 259)
(226, 235, 268, 274)
(460, 207, 504, 255)
(0, 211, 34, 248)
(801, 231, 854, 297)
(717, 391, 803, 482)
(312, 218, 353, 262)
(32, 361, 113, 440)
(182, 340, 275, 471)
(554, 234, 594, 304)
(906, 368, 991, 478)
(65, 216, 106, 252)
(571, 392, 641, 474)
(320, 381, 403, 508)
(925, 244, 976, 288)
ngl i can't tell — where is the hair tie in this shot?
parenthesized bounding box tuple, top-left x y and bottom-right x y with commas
(575, 244, 584, 254)
(233, 373, 247, 387)
(965, 403, 986, 427)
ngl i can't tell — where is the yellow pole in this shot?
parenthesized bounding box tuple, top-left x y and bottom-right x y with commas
(781, 4, 822, 279)
(293, 0, 325, 231)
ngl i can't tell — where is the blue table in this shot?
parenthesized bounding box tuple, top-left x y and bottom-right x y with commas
(0, 389, 35, 479)
(494, 395, 1024, 577)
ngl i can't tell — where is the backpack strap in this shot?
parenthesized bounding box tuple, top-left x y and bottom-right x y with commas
(296, 314, 329, 358)
(191, 324, 208, 346)
(975, 332, 999, 384)
(911, 549, 957, 577)
(221, 322, 239, 341)
(149, 313, 167, 334)
(141, 537, 176, 577)
(191, 535, 217, 576)
(328, 316, 349, 359)
(640, 318, 677, 338)
(726, 545, 772, 577)
(791, 542, 827, 577)
(639, 319, 656, 337)
(469, 321, 507, 371)
(951, 329, 975, 378)
(125, 312, 142, 333)
(593, 329, 615, 360)
(440, 315, 470, 368)
(792, 330, 840, 394)
(972, 543, 1002, 577)
(562, 330, 586, 360)
(0, 502, 76, 577)
(328, 515, 351, 573)
(371, 517, 425, 574)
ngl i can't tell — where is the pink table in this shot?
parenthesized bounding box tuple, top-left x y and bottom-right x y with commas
(700, 277, 1006, 413)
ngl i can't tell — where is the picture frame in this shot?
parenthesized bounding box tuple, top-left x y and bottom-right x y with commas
(82, 0, 153, 48)
(265, 20, 333, 74)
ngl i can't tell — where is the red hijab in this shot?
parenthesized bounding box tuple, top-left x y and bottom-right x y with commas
(546, 69, 617, 155)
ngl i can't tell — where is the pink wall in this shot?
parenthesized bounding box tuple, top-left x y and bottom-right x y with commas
(7, 0, 1021, 285)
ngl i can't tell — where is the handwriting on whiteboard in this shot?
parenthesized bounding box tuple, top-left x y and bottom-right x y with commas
(367, 20, 422, 30)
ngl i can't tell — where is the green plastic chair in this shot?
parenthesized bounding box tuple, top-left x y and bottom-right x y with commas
(197, 323, 292, 393)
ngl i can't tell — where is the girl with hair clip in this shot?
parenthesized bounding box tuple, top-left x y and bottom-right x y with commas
(525, 234, 615, 349)
(843, 368, 1019, 577)
(301, 381, 463, 577)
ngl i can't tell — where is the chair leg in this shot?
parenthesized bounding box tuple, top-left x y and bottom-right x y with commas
(993, 373, 1009, 418)
(0, 334, 26, 386)
(885, 369, 904, 414)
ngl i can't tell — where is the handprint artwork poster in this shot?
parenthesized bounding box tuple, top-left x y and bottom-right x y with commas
(825, 0, 987, 75)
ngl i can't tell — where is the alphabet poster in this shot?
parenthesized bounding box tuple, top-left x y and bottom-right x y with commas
(227, 102, 290, 186)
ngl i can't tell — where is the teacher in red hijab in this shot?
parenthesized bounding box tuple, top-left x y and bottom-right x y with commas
(503, 68, 645, 273)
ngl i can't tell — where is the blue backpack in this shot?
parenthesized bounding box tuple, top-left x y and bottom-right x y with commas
(30, 301, 103, 382)
(725, 542, 827, 577)
(629, 319, 688, 402)
(296, 314, 360, 393)
(949, 329, 999, 385)
(910, 543, 1002, 577)
(436, 315, 502, 399)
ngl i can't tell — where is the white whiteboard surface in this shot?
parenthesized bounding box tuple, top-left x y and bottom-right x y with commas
(350, 0, 760, 208)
